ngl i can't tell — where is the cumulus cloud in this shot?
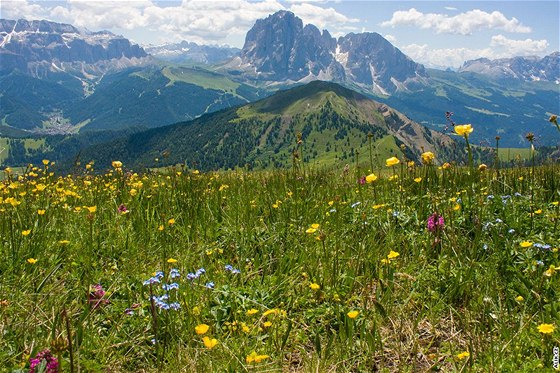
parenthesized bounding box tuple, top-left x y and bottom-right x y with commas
(381, 8, 531, 35)
(400, 35, 549, 68)
(384, 34, 397, 43)
(1, 0, 358, 45)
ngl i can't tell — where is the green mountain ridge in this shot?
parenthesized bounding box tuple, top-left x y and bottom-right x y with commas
(72, 81, 458, 171)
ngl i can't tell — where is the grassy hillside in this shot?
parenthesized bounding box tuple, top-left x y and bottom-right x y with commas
(73, 81, 457, 171)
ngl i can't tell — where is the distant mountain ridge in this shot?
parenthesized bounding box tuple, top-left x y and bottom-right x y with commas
(222, 11, 427, 95)
(145, 41, 240, 64)
(458, 52, 560, 83)
(0, 18, 151, 82)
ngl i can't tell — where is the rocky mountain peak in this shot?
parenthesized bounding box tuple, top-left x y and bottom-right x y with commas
(227, 10, 427, 94)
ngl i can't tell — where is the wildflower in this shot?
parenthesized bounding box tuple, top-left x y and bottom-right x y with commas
(27, 258, 38, 264)
(247, 309, 259, 316)
(347, 310, 359, 319)
(365, 173, 377, 183)
(86, 206, 97, 213)
(22, 230, 31, 236)
(421, 151, 435, 164)
(162, 283, 179, 291)
(414, 177, 422, 183)
(246, 351, 270, 364)
(385, 157, 400, 167)
(544, 265, 560, 277)
(427, 213, 444, 233)
(117, 204, 128, 213)
(478, 164, 487, 171)
(456, 351, 470, 360)
(202, 336, 218, 349)
(167, 258, 178, 263)
(537, 323, 555, 334)
(358, 176, 366, 185)
(195, 324, 210, 335)
(263, 321, 272, 328)
(309, 283, 320, 290)
(520, 241, 533, 248)
(515, 295, 524, 302)
(205, 282, 215, 289)
(88, 284, 109, 309)
(38, 209, 46, 215)
(454, 124, 473, 138)
(306, 227, 317, 234)
(112, 161, 123, 169)
(29, 349, 59, 373)
(442, 162, 452, 170)
(168, 218, 175, 225)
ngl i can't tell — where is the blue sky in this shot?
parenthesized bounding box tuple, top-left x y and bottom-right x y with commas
(1, 1, 558, 68)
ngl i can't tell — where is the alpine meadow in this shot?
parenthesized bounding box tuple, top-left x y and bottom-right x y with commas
(0, 2, 559, 372)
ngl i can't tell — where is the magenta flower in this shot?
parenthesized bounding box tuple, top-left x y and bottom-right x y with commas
(88, 284, 109, 309)
(427, 213, 444, 233)
(117, 204, 128, 213)
(358, 176, 366, 185)
(29, 349, 58, 373)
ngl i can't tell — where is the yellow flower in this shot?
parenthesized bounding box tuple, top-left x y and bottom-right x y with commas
(168, 218, 175, 225)
(454, 124, 473, 137)
(537, 323, 555, 334)
(247, 308, 259, 316)
(414, 177, 422, 183)
(263, 321, 272, 328)
(192, 306, 201, 315)
(167, 258, 177, 263)
(544, 265, 560, 277)
(21, 230, 31, 236)
(306, 227, 317, 234)
(42, 159, 50, 166)
(37, 209, 46, 215)
(310, 223, 320, 229)
(520, 241, 533, 248)
(387, 250, 400, 259)
(309, 283, 320, 290)
(478, 164, 488, 171)
(27, 258, 38, 264)
(111, 161, 123, 168)
(195, 324, 210, 335)
(453, 203, 461, 211)
(86, 206, 97, 213)
(246, 351, 270, 364)
(515, 295, 524, 302)
(365, 173, 377, 183)
(202, 336, 218, 349)
(158, 225, 164, 231)
(456, 351, 470, 360)
(385, 157, 400, 167)
(347, 310, 359, 319)
(421, 151, 435, 164)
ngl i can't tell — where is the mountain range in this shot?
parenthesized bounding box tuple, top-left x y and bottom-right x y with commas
(0, 12, 559, 168)
(221, 11, 427, 95)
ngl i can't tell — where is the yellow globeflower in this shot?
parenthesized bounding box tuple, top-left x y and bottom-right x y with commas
(387, 250, 400, 259)
(421, 152, 435, 164)
(167, 258, 178, 263)
(454, 124, 473, 137)
(27, 258, 38, 264)
(386, 157, 400, 167)
(347, 310, 359, 319)
(365, 173, 378, 183)
(246, 351, 270, 364)
(456, 351, 470, 360)
(21, 230, 31, 236)
(195, 324, 210, 335)
(309, 283, 320, 290)
(202, 336, 218, 349)
(111, 161, 123, 169)
(246, 309, 259, 316)
(478, 164, 488, 171)
(537, 323, 555, 334)
(520, 241, 533, 248)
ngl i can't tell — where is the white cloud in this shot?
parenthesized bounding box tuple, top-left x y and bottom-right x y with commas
(0, 0, 357, 45)
(384, 34, 396, 43)
(400, 35, 549, 68)
(381, 8, 531, 35)
(444, 6, 458, 11)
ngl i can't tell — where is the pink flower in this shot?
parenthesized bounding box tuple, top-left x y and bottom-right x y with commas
(29, 349, 58, 373)
(358, 176, 366, 185)
(88, 284, 109, 309)
(117, 204, 128, 213)
(427, 213, 444, 233)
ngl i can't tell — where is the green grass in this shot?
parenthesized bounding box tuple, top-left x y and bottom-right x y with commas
(0, 159, 558, 372)
(161, 66, 240, 92)
(498, 147, 533, 162)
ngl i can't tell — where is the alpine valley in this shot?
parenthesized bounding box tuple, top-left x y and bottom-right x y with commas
(0, 11, 558, 168)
